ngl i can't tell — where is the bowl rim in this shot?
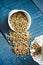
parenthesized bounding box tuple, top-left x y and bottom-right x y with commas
(30, 35, 43, 64)
(8, 9, 31, 31)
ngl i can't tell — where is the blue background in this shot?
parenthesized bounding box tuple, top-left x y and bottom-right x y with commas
(0, 0, 43, 65)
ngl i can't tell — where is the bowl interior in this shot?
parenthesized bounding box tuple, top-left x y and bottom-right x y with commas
(8, 10, 31, 31)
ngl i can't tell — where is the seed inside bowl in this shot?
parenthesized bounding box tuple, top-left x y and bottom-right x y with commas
(30, 41, 41, 56)
(9, 12, 28, 33)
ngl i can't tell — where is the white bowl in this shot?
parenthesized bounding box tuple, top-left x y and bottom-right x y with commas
(30, 35, 43, 65)
(8, 9, 31, 31)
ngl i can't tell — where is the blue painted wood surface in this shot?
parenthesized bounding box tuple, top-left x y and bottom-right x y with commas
(0, 32, 22, 65)
(0, 0, 43, 65)
(32, 0, 43, 13)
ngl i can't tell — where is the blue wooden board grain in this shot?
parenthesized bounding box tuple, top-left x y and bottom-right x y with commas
(32, 0, 43, 13)
(0, 32, 22, 65)
(0, 0, 43, 65)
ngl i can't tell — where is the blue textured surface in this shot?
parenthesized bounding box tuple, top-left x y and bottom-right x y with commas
(32, 0, 43, 13)
(0, 33, 22, 65)
(0, 0, 43, 65)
